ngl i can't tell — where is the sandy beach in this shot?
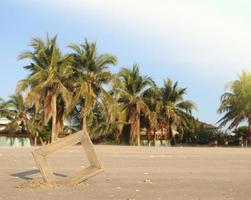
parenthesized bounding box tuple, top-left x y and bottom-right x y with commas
(1, 145, 251, 200)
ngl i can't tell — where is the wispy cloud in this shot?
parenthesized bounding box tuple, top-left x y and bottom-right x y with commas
(36, 0, 251, 74)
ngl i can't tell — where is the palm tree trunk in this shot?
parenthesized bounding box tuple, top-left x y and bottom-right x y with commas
(154, 129, 156, 146)
(166, 117, 171, 145)
(55, 99, 65, 139)
(55, 111, 64, 139)
(248, 118, 251, 144)
(129, 104, 141, 146)
(167, 117, 177, 145)
(136, 116, 141, 146)
(115, 128, 120, 144)
(129, 114, 139, 146)
(129, 124, 134, 145)
(129, 115, 135, 145)
(34, 135, 37, 146)
(51, 94, 57, 143)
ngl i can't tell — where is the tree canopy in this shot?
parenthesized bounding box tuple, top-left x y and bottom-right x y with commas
(0, 34, 205, 146)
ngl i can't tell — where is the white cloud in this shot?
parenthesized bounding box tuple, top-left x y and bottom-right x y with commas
(30, 0, 251, 73)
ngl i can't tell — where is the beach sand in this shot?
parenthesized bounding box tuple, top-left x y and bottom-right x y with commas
(0, 145, 251, 200)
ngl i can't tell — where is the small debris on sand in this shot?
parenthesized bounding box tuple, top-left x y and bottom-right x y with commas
(135, 189, 140, 192)
(143, 172, 149, 175)
(144, 179, 152, 184)
(17, 178, 89, 189)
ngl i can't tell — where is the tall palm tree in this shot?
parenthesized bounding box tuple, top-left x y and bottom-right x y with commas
(17, 34, 73, 142)
(218, 71, 251, 142)
(158, 79, 196, 144)
(68, 39, 118, 138)
(112, 64, 156, 146)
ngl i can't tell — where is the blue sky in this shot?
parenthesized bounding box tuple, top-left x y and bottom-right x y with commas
(1, 0, 251, 125)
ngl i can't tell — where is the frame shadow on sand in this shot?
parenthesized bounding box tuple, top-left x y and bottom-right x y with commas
(11, 170, 67, 180)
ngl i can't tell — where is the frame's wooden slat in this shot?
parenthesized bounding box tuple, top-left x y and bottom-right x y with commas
(81, 130, 103, 168)
(56, 167, 104, 185)
(35, 131, 82, 156)
(32, 152, 54, 183)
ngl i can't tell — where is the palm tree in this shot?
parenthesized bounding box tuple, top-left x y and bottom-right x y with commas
(86, 101, 125, 143)
(68, 39, 118, 138)
(0, 98, 8, 117)
(17, 34, 73, 143)
(218, 71, 251, 142)
(158, 79, 196, 144)
(4, 94, 30, 133)
(112, 64, 156, 146)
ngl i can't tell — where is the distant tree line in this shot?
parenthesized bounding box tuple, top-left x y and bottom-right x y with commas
(0, 34, 250, 146)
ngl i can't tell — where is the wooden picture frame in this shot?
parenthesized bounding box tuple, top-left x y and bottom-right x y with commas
(32, 130, 104, 185)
